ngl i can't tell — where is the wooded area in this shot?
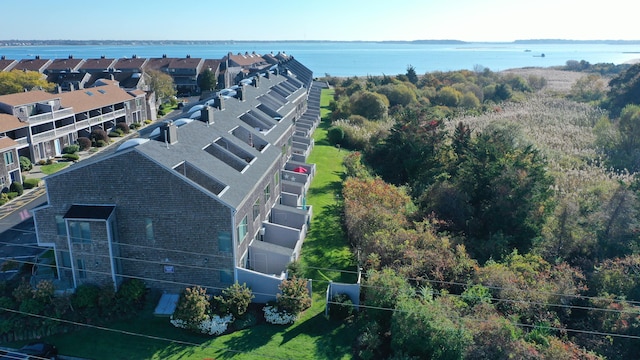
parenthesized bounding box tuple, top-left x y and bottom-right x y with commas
(327, 61, 640, 359)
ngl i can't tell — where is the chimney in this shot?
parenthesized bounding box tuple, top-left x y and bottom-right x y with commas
(1, 56, 5, 60)
(133, 54, 137, 59)
(252, 76, 259, 88)
(214, 94, 225, 110)
(162, 54, 167, 58)
(203, 105, 214, 125)
(265, 70, 270, 79)
(237, 84, 246, 101)
(274, 67, 279, 76)
(186, 54, 191, 59)
(68, 54, 73, 59)
(101, 55, 105, 59)
(160, 120, 178, 145)
(35, 55, 40, 60)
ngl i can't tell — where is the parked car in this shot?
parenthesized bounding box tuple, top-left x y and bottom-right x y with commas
(0, 342, 58, 360)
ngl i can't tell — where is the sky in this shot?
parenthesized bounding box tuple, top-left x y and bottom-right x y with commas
(1, 0, 637, 42)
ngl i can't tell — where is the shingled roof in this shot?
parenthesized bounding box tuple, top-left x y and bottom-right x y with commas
(0, 114, 27, 133)
(57, 84, 135, 113)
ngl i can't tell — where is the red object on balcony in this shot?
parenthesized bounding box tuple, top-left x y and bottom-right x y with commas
(292, 166, 308, 173)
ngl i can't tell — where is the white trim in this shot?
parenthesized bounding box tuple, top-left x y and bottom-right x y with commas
(105, 215, 117, 291)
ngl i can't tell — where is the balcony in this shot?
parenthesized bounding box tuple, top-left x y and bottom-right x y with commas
(28, 108, 75, 126)
(74, 109, 126, 129)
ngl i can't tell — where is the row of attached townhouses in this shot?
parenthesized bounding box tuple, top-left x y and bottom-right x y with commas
(0, 51, 289, 95)
(0, 82, 148, 191)
(0, 51, 292, 194)
(30, 56, 322, 303)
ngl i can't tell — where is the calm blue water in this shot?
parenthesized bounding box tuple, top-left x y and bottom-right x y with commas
(1, 42, 639, 77)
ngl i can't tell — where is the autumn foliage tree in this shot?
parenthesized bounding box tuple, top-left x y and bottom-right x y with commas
(0, 70, 55, 95)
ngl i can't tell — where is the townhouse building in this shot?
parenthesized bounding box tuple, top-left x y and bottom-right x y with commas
(0, 83, 147, 163)
(32, 58, 321, 302)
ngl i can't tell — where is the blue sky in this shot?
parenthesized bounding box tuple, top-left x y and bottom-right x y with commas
(2, 0, 636, 42)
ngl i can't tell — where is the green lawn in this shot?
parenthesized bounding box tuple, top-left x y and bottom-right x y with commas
(40, 162, 71, 175)
(39, 88, 358, 359)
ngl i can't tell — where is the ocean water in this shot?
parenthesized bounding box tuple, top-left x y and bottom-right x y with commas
(1, 42, 639, 77)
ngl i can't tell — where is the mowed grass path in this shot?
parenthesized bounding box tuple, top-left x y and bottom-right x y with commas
(43, 88, 358, 360)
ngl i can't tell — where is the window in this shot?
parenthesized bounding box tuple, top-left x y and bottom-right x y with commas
(218, 231, 232, 253)
(264, 184, 271, 203)
(145, 218, 154, 242)
(77, 259, 86, 279)
(55, 215, 66, 236)
(237, 216, 248, 245)
(253, 199, 260, 221)
(69, 221, 91, 243)
(274, 171, 279, 187)
(3, 151, 14, 166)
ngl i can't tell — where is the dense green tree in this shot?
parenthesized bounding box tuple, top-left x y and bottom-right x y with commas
(452, 124, 554, 261)
(366, 108, 448, 191)
(350, 91, 389, 120)
(363, 268, 414, 331)
(376, 83, 417, 108)
(0, 70, 55, 95)
(405, 65, 418, 84)
(147, 69, 176, 103)
(197, 68, 217, 92)
(391, 296, 470, 359)
(605, 63, 640, 117)
(434, 86, 462, 107)
(459, 91, 481, 109)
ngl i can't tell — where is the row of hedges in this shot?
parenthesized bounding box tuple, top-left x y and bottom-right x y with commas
(0, 278, 147, 341)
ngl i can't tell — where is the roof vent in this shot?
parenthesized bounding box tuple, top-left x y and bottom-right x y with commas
(202, 105, 214, 124)
(160, 120, 178, 145)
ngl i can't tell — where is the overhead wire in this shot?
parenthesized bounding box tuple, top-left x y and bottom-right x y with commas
(0, 307, 294, 360)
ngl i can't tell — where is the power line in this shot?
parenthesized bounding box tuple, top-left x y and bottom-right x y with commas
(0, 307, 293, 360)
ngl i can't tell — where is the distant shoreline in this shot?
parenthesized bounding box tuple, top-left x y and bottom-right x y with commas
(2, 39, 640, 47)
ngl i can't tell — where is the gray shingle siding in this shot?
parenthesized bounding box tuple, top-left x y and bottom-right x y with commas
(36, 151, 235, 292)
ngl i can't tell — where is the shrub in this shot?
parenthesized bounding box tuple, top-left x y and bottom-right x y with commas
(71, 284, 101, 309)
(77, 137, 92, 151)
(263, 304, 297, 325)
(62, 153, 80, 161)
(327, 126, 345, 145)
(116, 278, 146, 309)
(62, 144, 80, 154)
(144, 119, 152, 124)
(329, 293, 355, 320)
(9, 181, 23, 196)
(19, 156, 32, 172)
(108, 131, 122, 138)
(6, 192, 18, 200)
(95, 140, 107, 148)
(90, 128, 109, 144)
(22, 178, 40, 189)
(286, 261, 306, 279)
(221, 283, 253, 318)
(115, 122, 130, 134)
(130, 122, 142, 129)
(276, 276, 311, 316)
(171, 286, 209, 331)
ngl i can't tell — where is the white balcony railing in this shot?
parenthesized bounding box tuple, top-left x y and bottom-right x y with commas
(28, 108, 75, 125)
